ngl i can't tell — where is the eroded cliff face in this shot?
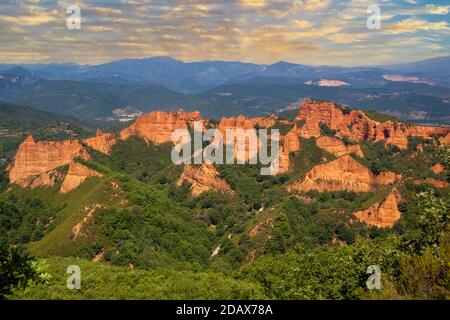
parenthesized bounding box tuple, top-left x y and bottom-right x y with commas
(83, 130, 117, 154)
(27, 170, 65, 189)
(440, 133, 450, 144)
(431, 163, 445, 174)
(177, 163, 234, 196)
(288, 155, 401, 193)
(119, 109, 202, 144)
(9, 136, 89, 187)
(353, 188, 402, 228)
(296, 100, 449, 149)
(60, 162, 103, 193)
(249, 114, 278, 128)
(279, 124, 301, 174)
(218, 115, 259, 163)
(316, 136, 364, 158)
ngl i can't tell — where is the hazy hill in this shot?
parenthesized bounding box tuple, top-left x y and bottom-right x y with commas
(1, 56, 449, 93)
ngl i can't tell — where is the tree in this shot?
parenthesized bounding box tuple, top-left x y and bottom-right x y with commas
(415, 191, 449, 251)
(0, 243, 50, 299)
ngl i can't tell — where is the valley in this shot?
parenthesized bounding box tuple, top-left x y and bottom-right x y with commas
(1, 99, 449, 300)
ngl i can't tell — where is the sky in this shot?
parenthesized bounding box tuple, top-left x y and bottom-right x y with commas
(0, 0, 449, 66)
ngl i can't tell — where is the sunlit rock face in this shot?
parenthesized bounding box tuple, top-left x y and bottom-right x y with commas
(177, 163, 234, 196)
(440, 133, 450, 144)
(279, 124, 301, 174)
(83, 130, 117, 155)
(296, 100, 450, 149)
(9, 136, 89, 187)
(431, 163, 444, 174)
(119, 109, 202, 145)
(316, 136, 364, 158)
(217, 115, 259, 163)
(60, 162, 103, 193)
(353, 188, 403, 228)
(288, 155, 401, 193)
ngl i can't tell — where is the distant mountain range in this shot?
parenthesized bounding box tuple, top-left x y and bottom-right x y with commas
(0, 56, 449, 93)
(0, 56, 449, 124)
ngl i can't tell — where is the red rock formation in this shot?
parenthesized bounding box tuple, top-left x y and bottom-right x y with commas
(218, 115, 256, 132)
(83, 129, 117, 154)
(28, 170, 65, 189)
(177, 163, 234, 196)
(218, 115, 258, 162)
(120, 110, 202, 144)
(249, 114, 278, 128)
(279, 124, 301, 174)
(60, 162, 103, 193)
(288, 155, 401, 193)
(9, 136, 89, 187)
(353, 188, 402, 228)
(316, 136, 364, 158)
(283, 124, 301, 153)
(440, 133, 450, 144)
(431, 163, 445, 174)
(413, 177, 449, 188)
(296, 100, 449, 149)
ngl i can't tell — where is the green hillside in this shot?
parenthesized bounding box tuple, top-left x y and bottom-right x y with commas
(1, 123, 449, 300)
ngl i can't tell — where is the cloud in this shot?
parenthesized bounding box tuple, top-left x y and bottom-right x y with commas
(240, 0, 268, 8)
(0, 0, 448, 65)
(425, 4, 449, 15)
(327, 33, 369, 43)
(384, 18, 449, 34)
(292, 19, 313, 28)
(90, 7, 123, 17)
(0, 11, 58, 26)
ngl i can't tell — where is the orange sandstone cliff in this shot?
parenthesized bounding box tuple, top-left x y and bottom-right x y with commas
(120, 109, 202, 144)
(288, 155, 401, 193)
(316, 136, 364, 158)
(217, 115, 259, 162)
(83, 130, 117, 154)
(177, 163, 234, 196)
(9, 136, 89, 187)
(60, 162, 103, 193)
(353, 188, 402, 228)
(279, 124, 301, 174)
(297, 100, 449, 149)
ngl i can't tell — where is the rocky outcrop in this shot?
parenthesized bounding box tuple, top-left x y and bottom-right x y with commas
(316, 136, 364, 158)
(440, 133, 450, 144)
(249, 114, 278, 128)
(28, 170, 65, 189)
(120, 109, 202, 144)
(60, 162, 103, 193)
(279, 124, 301, 174)
(413, 177, 449, 189)
(72, 204, 102, 240)
(296, 100, 449, 149)
(83, 129, 117, 154)
(431, 163, 445, 174)
(177, 163, 234, 196)
(249, 218, 274, 237)
(9, 136, 89, 187)
(353, 188, 402, 228)
(288, 155, 401, 193)
(218, 115, 259, 162)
